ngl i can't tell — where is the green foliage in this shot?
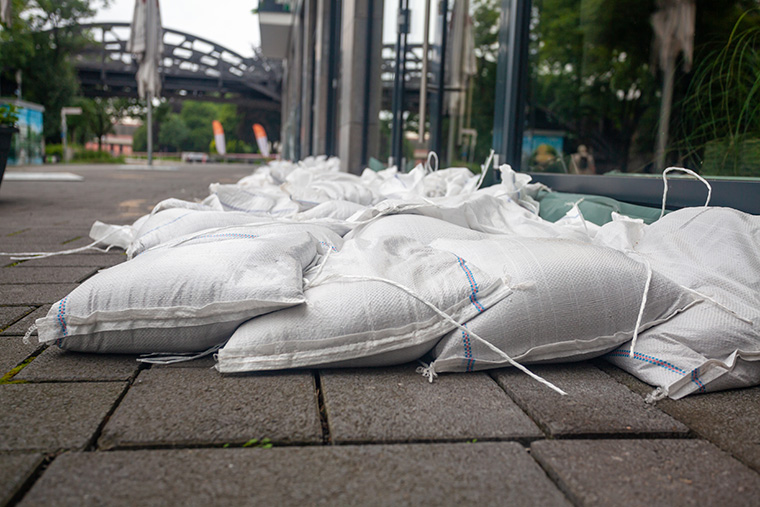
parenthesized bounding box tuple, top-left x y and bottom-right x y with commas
(45, 143, 63, 158)
(0, 104, 19, 126)
(72, 146, 124, 164)
(242, 438, 272, 449)
(530, 0, 659, 172)
(675, 9, 760, 176)
(158, 113, 190, 152)
(0, 1, 112, 142)
(181, 101, 220, 152)
(132, 124, 147, 152)
(68, 97, 121, 149)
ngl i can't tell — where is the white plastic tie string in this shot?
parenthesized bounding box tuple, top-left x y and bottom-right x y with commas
(22, 323, 38, 345)
(311, 272, 567, 396)
(660, 167, 712, 220)
(426, 151, 439, 173)
(0, 228, 124, 261)
(137, 343, 224, 365)
(628, 258, 653, 358)
(416, 361, 438, 383)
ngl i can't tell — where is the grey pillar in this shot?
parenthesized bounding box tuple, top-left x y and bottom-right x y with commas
(300, 0, 316, 157)
(311, 0, 332, 155)
(339, 0, 384, 174)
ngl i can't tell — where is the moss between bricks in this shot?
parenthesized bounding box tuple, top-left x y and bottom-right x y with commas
(5, 229, 30, 237)
(0, 357, 35, 384)
(61, 236, 83, 245)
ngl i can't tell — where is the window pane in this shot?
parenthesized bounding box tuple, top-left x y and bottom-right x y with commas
(525, 0, 760, 178)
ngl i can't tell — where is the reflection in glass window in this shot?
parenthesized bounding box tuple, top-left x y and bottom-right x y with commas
(525, 0, 760, 178)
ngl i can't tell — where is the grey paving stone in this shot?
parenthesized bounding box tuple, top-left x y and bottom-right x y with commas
(492, 363, 689, 438)
(4, 253, 126, 268)
(0, 284, 77, 305)
(0, 337, 41, 376)
(0, 453, 45, 505)
(0, 266, 97, 284)
(21, 443, 571, 506)
(321, 365, 542, 444)
(98, 368, 321, 449)
(0, 306, 48, 336)
(0, 383, 126, 452)
(600, 362, 760, 473)
(531, 439, 760, 506)
(14, 347, 141, 382)
(0, 306, 34, 329)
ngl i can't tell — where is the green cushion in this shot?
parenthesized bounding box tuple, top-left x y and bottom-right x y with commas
(537, 190, 664, 226)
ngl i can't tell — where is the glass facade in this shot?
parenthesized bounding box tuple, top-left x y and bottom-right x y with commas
(275, 0, 760, 211)
(523, 0, 760, 178)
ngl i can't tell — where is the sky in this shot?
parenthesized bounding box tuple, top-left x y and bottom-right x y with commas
(93, 0, 433, 57)
(92, 0, 262, 57)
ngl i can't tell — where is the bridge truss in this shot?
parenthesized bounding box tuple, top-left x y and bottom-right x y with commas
(74, 23, 283, 110)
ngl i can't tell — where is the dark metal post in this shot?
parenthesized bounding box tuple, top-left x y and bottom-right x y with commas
(325, 0, 341, 157)
(492, 0, 531, 172)
(360, 0, 375, 166)
(429, 0, 449, 162)
(391, 0, 409, 168)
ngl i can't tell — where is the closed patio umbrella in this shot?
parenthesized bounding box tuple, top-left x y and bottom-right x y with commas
(128, 0, 164, 166)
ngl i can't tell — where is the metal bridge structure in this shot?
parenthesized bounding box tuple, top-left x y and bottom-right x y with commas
(74, 23, 283, 111)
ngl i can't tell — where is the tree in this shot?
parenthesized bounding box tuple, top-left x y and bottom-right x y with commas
(0, 0, 110, 141)
(158, 113, 189, 152)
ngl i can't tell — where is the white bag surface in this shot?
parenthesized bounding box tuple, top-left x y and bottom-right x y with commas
(605, 207, 760, 399)
(35, 232, 317, 354)
(216, 236, 512, 372)
(209, 183, 300, 217)
(126, 209, 272, 258)
(428, 236, 698, 372)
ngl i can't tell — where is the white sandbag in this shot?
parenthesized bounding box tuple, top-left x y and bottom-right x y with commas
(150, 195, 224, 214)
(605, 207, 760, 399)
(348, 192, 590, 241)
(148, 222, 344, 256)
(420, 167, 480, 197)
(296, 200, 367, 221)
(376, 164, 428, 199)
(346, 214, 489, 245)
(34, 232, 317, 354)
(216, 236, 512, 372)
(284, 179, 378, 209)
(126, 208, 272, 258)
(428, 236, 698, 372)
(209, 183, 300, 216)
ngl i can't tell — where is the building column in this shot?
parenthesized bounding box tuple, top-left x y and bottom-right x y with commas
(299, 0, 316, 157)
(311, 0, 334, 156)
(338, 0, 384, 174)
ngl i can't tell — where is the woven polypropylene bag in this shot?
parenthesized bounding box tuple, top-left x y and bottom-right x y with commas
(35, 232, 317, 354)
(605, 207, 760, 399)
(126, 208, 272, 258)
(216, 236, 512, 372)
(428, 236, 698, 372)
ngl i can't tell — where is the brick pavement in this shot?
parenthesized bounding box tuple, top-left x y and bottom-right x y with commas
(1, 163, 758, 505)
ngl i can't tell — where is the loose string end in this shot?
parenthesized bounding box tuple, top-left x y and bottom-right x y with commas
(416, 361, 438, 383)
(22, 323, 38, 345)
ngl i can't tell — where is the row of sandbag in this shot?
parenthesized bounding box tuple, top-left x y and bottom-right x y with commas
(30, 159, 760, 400)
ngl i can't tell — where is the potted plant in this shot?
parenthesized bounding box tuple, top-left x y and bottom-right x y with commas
(0, 103, 19, 190)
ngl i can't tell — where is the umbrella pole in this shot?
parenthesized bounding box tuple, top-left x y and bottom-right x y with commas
(147, 91, 153, 166)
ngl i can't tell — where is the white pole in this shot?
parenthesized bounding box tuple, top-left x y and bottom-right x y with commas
(147, 91, 153, 166)
(61, 111, 68, 163)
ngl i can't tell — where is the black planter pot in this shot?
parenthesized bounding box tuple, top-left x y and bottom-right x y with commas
(0, 125, 18, 191)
